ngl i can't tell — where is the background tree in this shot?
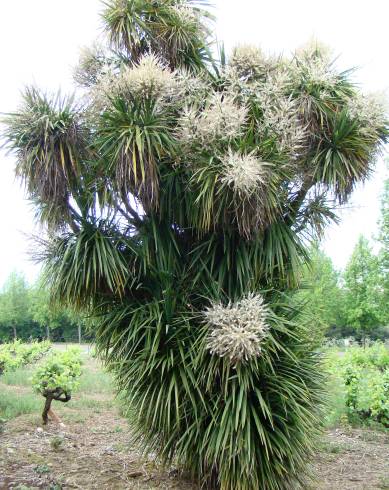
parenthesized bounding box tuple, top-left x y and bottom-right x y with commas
(377, 170, 389, 325)
(0, 271, 30, 340)
(2, 1, 388, 488)
(343, 236, 382, 345)
(297, 244, 345, 336)
(29, 282, 81, 341)
(30, 283, 59, 340)
(0, 272, 84, 343)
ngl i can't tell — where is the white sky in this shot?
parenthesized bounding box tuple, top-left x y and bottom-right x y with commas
(0, 0, 388, 286)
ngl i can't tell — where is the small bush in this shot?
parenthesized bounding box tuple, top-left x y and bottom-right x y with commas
(0, 340, 51, 374)
(325, 343, 389, 427)
(32, 348, 82, 395)
(32, 348, 82, 424)
(50, 435, 65, 452)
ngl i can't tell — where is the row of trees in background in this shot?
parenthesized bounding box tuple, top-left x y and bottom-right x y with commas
(300, 176, 389, 343)
(0, 273, 86, 342)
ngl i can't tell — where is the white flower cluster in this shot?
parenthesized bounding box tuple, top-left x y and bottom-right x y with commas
(170, 3, 199, 28)
(220, 150, 268, 195)
(229, 45, 268, 80)
(118, 54, 177, 99)
(295, 39, 333, 63)
(204, 294, 269, 364)
(89, 53, 178, 113)
(175, 68, 211, 102)
(178, 93, 248, 147)
(347, 92, 387, 128)
(73, 43, 113, 87)
(292, 52, 338, 89)
(256, 88, 307, 156)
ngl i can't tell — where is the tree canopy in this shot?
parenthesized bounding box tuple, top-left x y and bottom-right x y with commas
(0, 272, 83, 343)
(296, 244, 344, 335)
(0, 271, 30, 339)
(378, 170, 389, 324)
(343, 236, 381, 342)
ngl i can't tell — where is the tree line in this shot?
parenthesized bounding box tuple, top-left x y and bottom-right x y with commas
(0, 273, 87, 342)
(299, 174, 389, 343)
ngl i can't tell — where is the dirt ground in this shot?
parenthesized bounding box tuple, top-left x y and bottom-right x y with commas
(1, 414, 388, 490)
(313, 428, 389, 490)
(1, 351, 388, 489)
(0, 410, 196, 490)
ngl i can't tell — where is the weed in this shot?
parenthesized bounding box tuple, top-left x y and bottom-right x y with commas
(318, 440, 353, 454)
(379, 476, 389, 489)
(1, 366, 34, 387)
(50, 436, 65, 452)
(34, 464, 50, 475)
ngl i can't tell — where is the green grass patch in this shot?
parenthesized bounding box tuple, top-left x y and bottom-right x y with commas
(1, 366, 34, 387)
(318, 439, 353, 454)
(324, 373, 347, 428)
(0, 387, 41, 420)
(77, 367, 113, 394)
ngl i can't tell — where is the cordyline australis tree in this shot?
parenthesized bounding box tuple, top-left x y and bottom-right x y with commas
(2, 1, 388, 488)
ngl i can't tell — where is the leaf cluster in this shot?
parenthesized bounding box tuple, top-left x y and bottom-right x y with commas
(32, 347, 82, 396)
(326, 343, 389, 427)
(0, 340, 51, 375)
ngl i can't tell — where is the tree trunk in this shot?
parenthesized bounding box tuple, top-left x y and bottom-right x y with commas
(78, 324, 82, 344)
(46, 325, 50, 341)
(42, 395, 53, 425)
(12, 325, 17, 340)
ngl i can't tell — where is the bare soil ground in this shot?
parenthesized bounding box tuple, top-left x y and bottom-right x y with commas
(0, 411, 195, 489)
(314, 428, 389, 490)
(1, 352, 388, 489)
(2, 414, 388, 489)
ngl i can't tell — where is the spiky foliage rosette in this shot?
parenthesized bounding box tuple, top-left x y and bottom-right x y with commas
(2, 2, 388, 489)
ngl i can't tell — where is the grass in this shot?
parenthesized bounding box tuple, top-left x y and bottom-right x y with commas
(77, 365, 113, 393)
(1, 366, 34, 387)
(323, 372, 348, 428)
(0, 387, 41, 419)
(317, 439, 353, 454)
(379, 476, 389, 489)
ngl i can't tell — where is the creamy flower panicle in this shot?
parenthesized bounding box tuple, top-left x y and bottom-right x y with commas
(178, 93, 248, 148)
(204, 294, 269, 364)
(119, 54, 177, 99)
(229, 44, 268, 80)
(347, 92, 388, 128)
(220, 150, 269, 195)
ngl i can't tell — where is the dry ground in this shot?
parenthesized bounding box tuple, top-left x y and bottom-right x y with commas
(1, 350, 388, 490)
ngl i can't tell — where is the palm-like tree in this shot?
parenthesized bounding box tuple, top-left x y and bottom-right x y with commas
(3, 2, 388, 488)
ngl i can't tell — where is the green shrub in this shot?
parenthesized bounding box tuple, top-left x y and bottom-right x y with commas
(101, 297, 325, 490)
(0, 340, 51, 374)
(32, 348, 82, 424)
(325, 343, 389, 426)
(32, 348, 82, 395)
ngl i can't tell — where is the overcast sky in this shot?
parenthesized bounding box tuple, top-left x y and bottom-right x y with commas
(0, 0, 388, 286)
